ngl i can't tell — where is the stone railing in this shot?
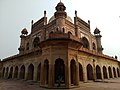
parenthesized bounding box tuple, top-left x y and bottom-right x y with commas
(79, 47, 117, 61)
(49, 32, 81, 42)
(3, 48, 42, 61)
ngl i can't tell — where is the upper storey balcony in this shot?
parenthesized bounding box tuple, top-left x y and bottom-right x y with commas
(49, 31, 81, 43)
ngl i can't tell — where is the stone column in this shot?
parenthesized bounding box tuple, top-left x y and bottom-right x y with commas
(18, 67, 20, 79)
(25, 65, 28, 80)
(5, 68, 9, 78)
(83, 65, 87, 82)
(93, 60, 96, 81)
(115, 69, 118, 78)
(48, 64, 54, 88)
(101, 67, 104, 80)
(65, 61, 71, 88)
(75, 62, 79, 86)
(12, 67, 15, 78)
(111, 68, 114, 78)
(107, 68, 110, 79)
(33, 65, 38, 81)
(40, 64, 45, 86)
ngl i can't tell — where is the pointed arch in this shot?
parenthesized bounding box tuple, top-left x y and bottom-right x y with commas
(103, 66, 108, 79)
(55, 58, 65, 83)
(50, 31, 54, 34)
(92, 42, 96, 50)
(96, 65, 102, 79)
(79, 63, 83, 81)
(20, 65, 25, 79)
(2, 67, 5, 77)
(113, 67, 116, 78)
(81, 37, 90, 49)
(108, 66, 112, 78)
(33, 37, 40, 48)
(14, 66, 18, 78)
(27, 64, 34, 80)
(87, 64, 93, 80)
(68, 31, 72, 35)
(62, 27, 65, 32)
(5, 67, 9, 78)
(26, 42, 29, 50)
(70, 59, 76, 84)
(37, 63, 41, 81)
(9, 67, 13, 79)
(44, 60, 49, 84)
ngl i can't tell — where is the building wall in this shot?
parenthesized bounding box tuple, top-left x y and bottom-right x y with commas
(1, 43, 120, 88)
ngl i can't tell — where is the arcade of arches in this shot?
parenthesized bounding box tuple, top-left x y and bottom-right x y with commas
(2, 58, 120, 88)
(1, 1, 120, 89)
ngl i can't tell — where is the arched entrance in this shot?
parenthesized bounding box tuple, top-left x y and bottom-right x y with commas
(2, 67, 5, 77)
(55, 58, 65, 84)
(87, 64, 93, 80)
(20, 65, 25, 79)
(79, 63, 83, 81)
(5, 67, 9, 78)
(37, 63, 41, 81)
(117, 68, 120, 77)
(33, 37, 40, 48)
(44, 60, 49, 84)
(92, 42, 96, 50)
(27, 64, 34, 80)
(108, 66, 112, 78)
(70, 59, 76, 85)
(103, 66, 108, 79)
(96, 65, 102, 79)
(81, 37, 90, 49)
(113, 67, 116, 78)
(9, 67, 13, 79)
(14, 66, 18, 78)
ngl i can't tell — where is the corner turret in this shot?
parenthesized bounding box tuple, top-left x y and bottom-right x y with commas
(54, 1, 67, 18)
(94, 27, 103, 54)
(18, 28, 28, 54)
(54, 1, 67, 32)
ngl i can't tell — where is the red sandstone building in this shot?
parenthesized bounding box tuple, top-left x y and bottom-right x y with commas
(1, 1, 120, 88)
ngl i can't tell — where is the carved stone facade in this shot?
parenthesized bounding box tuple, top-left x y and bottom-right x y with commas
(1, 1, 120, 89)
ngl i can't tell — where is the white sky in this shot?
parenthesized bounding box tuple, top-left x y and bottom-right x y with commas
(0, 0, 120, 60)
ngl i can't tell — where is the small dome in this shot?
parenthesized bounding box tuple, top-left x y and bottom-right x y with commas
(57, 1, 64, 6)
(48, 16, 73, 23)
(48, 16, 55, 23)
(94, 27, 100, 34)
(67, 16, 73, 22)
(55, 1, 66, 11)
(21, 28, 28, 35)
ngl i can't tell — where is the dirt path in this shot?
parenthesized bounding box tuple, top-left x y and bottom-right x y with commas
(0, 78, 120, 90)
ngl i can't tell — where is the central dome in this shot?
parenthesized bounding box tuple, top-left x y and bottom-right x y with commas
(48, 15, 73, 23)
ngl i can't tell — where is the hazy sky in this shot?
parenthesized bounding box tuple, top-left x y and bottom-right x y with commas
(0, 0, 120, 60)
